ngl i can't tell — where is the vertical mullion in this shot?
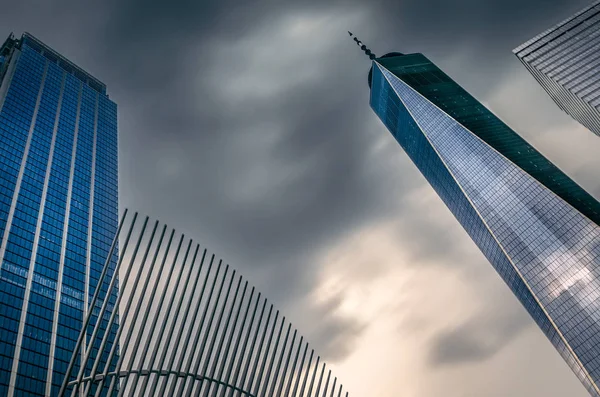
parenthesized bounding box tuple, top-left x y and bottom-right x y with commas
(46, 80, 83, 396)
(83, 91, 99, 369)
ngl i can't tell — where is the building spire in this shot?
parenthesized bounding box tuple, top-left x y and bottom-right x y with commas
(348, 31, 376, 60)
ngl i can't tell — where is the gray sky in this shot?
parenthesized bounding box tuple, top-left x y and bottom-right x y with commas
(2, 0, 600, 395)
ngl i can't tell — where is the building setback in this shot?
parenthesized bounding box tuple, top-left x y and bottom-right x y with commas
(366, 48, 600, 396)
(514, 1, 600, 138)
(0, 33, 119, 397)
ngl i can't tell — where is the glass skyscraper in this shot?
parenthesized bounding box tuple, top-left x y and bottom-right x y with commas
(514, 0, 600, 138)
(0, 33, 119, 397)
(368, 51, 600, 396)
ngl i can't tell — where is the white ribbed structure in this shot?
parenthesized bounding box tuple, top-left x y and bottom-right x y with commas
(59, 211, 349, 397)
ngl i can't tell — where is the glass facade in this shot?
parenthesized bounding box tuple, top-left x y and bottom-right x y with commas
(0, 33, 119, 397)
(370, 55, 600, 396)
(514, 0, 600, 137)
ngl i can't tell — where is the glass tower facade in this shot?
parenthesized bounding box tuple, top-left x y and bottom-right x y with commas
(514, 0, 600, 138)
(0, 33, 119, 397)
(369, 53, 600, 396)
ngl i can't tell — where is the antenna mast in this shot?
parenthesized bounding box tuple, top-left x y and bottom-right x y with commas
(348, 31, 376, 60)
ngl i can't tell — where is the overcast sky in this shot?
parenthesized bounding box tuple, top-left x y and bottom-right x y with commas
(3, 0, 600, 395)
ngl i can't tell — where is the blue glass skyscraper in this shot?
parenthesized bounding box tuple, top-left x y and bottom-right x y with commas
(0, 33, 119, 397)
(514, 0, 600, 138)
(363, 45, 600, 395)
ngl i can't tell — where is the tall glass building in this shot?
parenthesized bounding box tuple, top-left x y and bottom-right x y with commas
(368, 51, 600, 396)
(0, 33, 119, 397)
(513, 0, 600, 138)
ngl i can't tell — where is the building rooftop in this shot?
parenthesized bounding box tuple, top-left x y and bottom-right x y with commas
(2, 32, 107, 95)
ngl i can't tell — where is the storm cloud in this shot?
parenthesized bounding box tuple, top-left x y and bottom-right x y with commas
(2, 0, 599, 395)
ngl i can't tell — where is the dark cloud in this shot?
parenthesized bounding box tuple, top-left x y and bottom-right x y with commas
(301, 293, 366, 362)
(429, 300, 532, 366)
(1, 0, 597, 366)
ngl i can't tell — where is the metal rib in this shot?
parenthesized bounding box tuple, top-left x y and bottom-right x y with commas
(200, 275, 243, 397)
(306, 356, 321, 397)
(322, 370, 331, 397)
(93, 219, 160, 396)
(208, 280, 249, 397)
(137, 238, 195, 395)
(173, 256, 222, 396)
(329, 376, 337, 397)
(277, 329, 298, 397)
(68, 209, 135, 396)
(245, 304, 274, 396)
(237, 298, 268, 396)
(149, 244, 203, 396)
(123, 233, 186, 395)
(115, 227, 176, 396)
(191, 268, 238, 397)
(83, 216, 150, 396)
(291, 341, 308, 397)
(252, 309, 279, 397)
(285, 335, 303, 397)
(315, 363, 326, 397)
(59, 214, 350, 397)
(268, 323, 292, 397)
(217, 287, 256, 397)
(298, 349, 314, 397)
(164, 252, 224, 396)
(105, 223, 167, 394)
(185, 262, 230, 396)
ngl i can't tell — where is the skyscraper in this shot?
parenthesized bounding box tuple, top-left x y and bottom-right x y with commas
(0, 33, 119, 397)
(357, 37, 600, 396)
(514, 1, 600, 138)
